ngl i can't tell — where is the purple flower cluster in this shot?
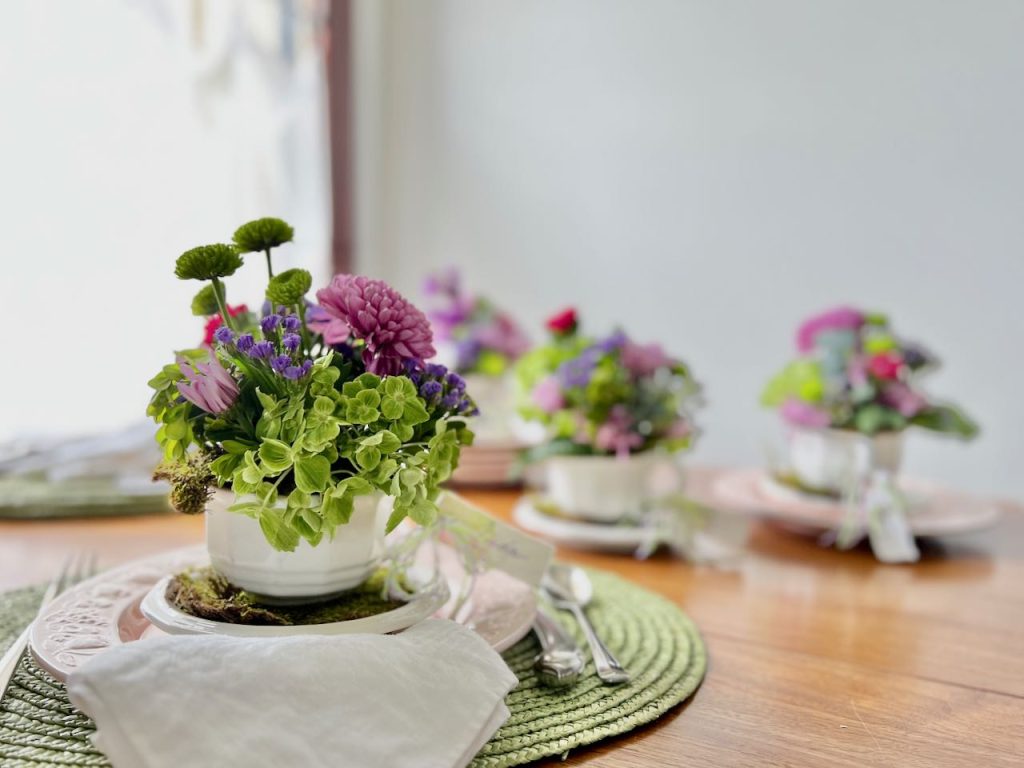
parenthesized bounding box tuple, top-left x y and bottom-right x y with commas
(214, 310, 313, 381)
(557, 348, 600, 388)
(408, 361, 479, 416)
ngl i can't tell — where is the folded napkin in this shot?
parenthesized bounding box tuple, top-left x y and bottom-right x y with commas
(67, 620, 517, 768)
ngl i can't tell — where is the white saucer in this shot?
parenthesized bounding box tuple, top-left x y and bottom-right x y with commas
(512, 497, 650, 553)
(711, 468, 1002, 537)
(30, 544, 536, 682)
(141, 572, 449, 638)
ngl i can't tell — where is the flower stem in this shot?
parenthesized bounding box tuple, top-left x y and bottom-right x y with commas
(264, 248, 274, 279)
(210, 278, 235, 331)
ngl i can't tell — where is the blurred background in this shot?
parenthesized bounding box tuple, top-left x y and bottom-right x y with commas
(1, 0, 1021, 497)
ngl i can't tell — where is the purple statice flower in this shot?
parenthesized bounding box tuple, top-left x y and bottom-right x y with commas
(424, 363, 448, 378)
(558, 349, 598, 388)
(796, 306, 866, 354)
(176, 352, 239, 414)
(270, 355, 292, 373)
(531, 376, 565, 413)
(459, 396, 479, 417)
(301, 359, 313, 376)
(420, 380, 443, 401)
(315, 275, 435, 375)
(282, 333, 301, 352)
(261, 314, 282, 334)
(282, 314, 301, 333)
(213, 326, 235, 345)
(780, 398, 832, 428)
(283, 365, 304, 380)
(445, 371, 466, 392)
(441, 391, 461, 409)
(236, 333, 255, 354)
(249, 340, 274, 359)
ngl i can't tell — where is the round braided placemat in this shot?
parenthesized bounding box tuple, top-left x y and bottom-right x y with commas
(0, 569, 705, 767)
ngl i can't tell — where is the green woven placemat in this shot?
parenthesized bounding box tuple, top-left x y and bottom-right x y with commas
(0, 570, 706, 767)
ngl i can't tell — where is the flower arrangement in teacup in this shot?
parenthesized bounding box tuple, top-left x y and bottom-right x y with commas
(515, 308, 702, 522)
(147, 218, 475, 599)
(421, 267, 530, 445)
(761, 306, 978, 495)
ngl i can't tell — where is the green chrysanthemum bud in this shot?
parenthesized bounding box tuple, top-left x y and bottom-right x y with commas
(232, 217, 294, 253)
(266, 268, 312, 305)
(175, 244, 243, 281)
(191, 284, 221, 316)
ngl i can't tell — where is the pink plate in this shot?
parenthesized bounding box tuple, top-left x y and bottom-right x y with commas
(710, 468, 1002, 536)
(29, 545, 536, 682)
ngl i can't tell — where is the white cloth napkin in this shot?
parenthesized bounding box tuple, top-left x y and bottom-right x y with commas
(67, 620, 517, 768)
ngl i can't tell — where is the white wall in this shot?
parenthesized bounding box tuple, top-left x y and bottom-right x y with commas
(0, 0, 330, 441)
(355, 0, 1024, 498)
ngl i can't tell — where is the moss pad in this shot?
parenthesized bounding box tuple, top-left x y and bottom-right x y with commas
(166, 567, 407, 626)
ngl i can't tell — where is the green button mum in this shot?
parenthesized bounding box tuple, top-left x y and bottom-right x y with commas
(232, 217, 294, 253)
(266, 268, 312, 305)
(174, 244, 243, 281)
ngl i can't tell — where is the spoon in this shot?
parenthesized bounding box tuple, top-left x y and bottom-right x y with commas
(532, 605, 586, 687)
(543, 564, 631, 684)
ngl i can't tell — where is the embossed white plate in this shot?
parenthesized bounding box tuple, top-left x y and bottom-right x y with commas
(512, 497, 650, 553)
(710, 468, 1002, 536)
(30, 545, 536, 682)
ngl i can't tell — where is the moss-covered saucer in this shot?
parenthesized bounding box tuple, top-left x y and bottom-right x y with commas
(141, 567, 448, 638)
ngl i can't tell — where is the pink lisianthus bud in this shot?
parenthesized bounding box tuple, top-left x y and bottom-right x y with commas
(880, 382, 928, 417)
(593, 405, 643, 458)
(796, 306, 866, 353)
(176, 351, 239, 414)
(531, 376, 565, 413)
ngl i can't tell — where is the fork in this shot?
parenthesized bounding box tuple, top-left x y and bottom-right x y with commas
(0, 552, 98, 697)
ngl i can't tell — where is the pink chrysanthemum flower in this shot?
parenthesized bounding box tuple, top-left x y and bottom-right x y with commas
(315, 275, 436, 375)
(176, 351, 239, 414)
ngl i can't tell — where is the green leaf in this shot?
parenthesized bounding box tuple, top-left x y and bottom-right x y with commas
(286, 490, 312, 511)
(266, 268, 312, 305)
(408, 499, 437, 527)
(258, 439, 294, 473)
(175, 244, 243, 281)
(258, 507, 300, 552)
(322, 487, 355, 529)
(232, 217, 294, 253)
(853, 404, 905, 435)
(294, 454, 331, 493)
(222, 440, 253, 454)
(911, 404, 979, 439)
(355, 445, 381, 471)
(210, 453, 243, 483)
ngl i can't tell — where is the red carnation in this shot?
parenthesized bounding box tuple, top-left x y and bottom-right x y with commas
(203, 304, 248, 345)
(867, 351, 903, 381)
(546, 307, 578, 336)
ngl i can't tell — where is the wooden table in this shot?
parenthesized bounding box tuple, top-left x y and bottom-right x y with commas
(1, 468, 1022, 767)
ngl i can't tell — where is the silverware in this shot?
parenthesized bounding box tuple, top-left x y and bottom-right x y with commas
(543, 564, 630, 684)
(0, 552, 97, 697)
(532, 605, 586, 687)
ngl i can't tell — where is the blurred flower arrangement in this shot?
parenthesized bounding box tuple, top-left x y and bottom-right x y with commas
(147, 218, 475, 551)
(760, 306, 978, 437)
(515, 308, 702, 459)
(422, 267, 530, 375)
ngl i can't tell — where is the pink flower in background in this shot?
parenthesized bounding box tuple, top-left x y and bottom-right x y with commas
(306, 305, 351, 345)
(316, 275, 435, 375)
(594, 405, 644, 458)
(796, 306, 865, 353)
(780, 398, 831, 428)
(621, 341, 673, 377)
(176, 352, 239, 414)
(476, 312, 531, 359)
(880, 382, 928, 417)
(531, 376, 565, 413)
(867, 351, 904, 381)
